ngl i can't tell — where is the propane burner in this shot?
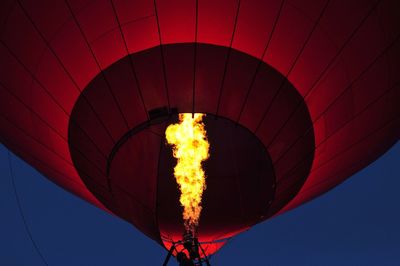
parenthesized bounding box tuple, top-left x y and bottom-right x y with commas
(163, 231, 211, 266)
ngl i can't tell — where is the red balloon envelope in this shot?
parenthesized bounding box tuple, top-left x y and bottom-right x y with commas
(0, 0, 399, 256)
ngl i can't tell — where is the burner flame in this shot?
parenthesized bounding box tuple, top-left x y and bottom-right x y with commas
(165, 113, 210, 234)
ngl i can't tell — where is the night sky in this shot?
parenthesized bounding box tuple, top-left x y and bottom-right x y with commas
(0, 142, 399, 266)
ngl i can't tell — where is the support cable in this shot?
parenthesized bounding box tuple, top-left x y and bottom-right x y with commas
(6, 150, 50, 266)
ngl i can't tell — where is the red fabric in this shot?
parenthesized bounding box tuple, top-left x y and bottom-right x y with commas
(1, 0, 399, 256)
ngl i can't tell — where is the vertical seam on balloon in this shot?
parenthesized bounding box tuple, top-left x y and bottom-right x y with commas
(12, 0, 113, 160)
(292, 114, 399, 200)
(275, 80, 399, 187)
(7, 0, 118, 181)
(303, 117, 399, 193)
(256, 0, 387, 215)
(1, 114, 154, 213)
(0, 40, 70, 116)
(215, 0, 241, 117)
(265, 0, 384, 150)
(0, 4, 165, 219)
(16, 0, 117, 143)
(235, 0, 286, 124)
(0, 80, 108, 161)
(64, 0, 132, 193)
(271, 30, 400, 179)
(153, 0, 171, 111)
(13, 0, 117, 149)
(107, 0, 149, 198)
(7, 151, 50, 266)
(109, 0, 150, 121)
(87, 14, 155, 46)
(0, 112, 110, 191)
(3, 139, 149, 228)
(0, 103, 139, 204)
(64, 0, 131, 133)
(41, 0, 98, 44)
(2, 142, 91, 190)
(0, 39, 112, 175)
(0, 38, 113, 187)
(254, 0, 331, 133)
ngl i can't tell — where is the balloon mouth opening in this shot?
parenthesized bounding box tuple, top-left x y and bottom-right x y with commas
(68, 42, 315, 254)
(102, 111, 277, 240)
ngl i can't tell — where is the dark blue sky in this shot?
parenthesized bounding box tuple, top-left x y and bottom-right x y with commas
(0, 142, 399, 266)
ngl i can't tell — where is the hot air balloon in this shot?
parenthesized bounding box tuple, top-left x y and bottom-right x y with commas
(0, 0, 399, 264)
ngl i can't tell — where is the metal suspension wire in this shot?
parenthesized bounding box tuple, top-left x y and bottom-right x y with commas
(6, 150, 50, 266)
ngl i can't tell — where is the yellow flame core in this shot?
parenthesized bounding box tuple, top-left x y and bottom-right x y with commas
(165, 113, 210, 233)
